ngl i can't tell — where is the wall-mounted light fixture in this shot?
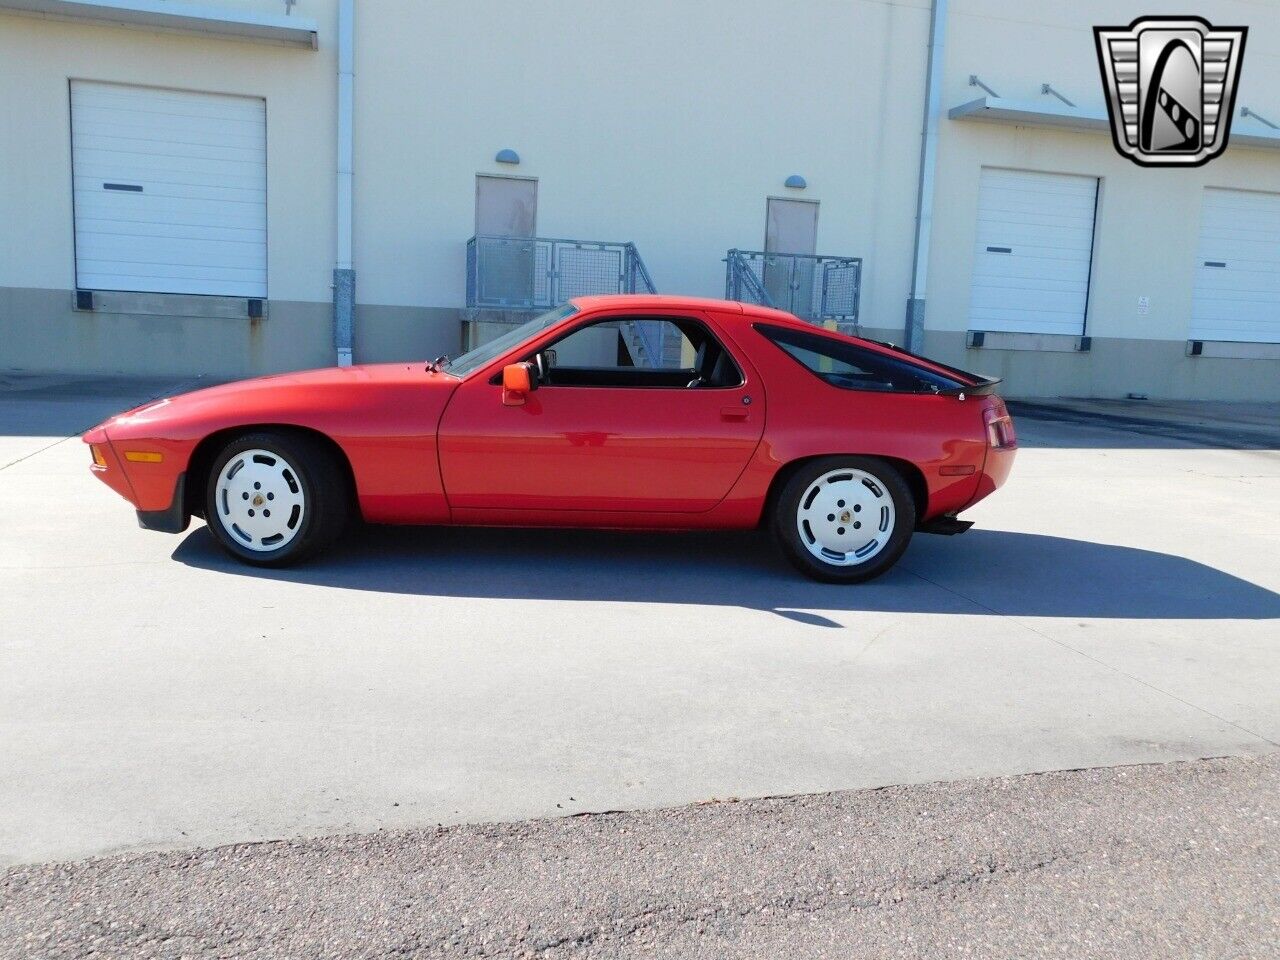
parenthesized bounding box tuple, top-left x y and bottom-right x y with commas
(784, 174, 807, 189)
(495, 148, 521, 165)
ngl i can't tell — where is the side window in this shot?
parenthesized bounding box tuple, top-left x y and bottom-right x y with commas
(533, 317, 744, 389)
(549, 318, 684, 370)
(756, 324, 963, 393)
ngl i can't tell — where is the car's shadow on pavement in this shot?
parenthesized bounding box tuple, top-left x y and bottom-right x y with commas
(172, 524, 1280, 622)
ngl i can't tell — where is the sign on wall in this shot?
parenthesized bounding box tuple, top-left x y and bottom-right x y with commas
(1094, 16, 1247, 168)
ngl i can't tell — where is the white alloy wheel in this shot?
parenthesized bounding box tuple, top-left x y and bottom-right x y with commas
(795, 467, 896, 567)
(213, 448, 307, 552)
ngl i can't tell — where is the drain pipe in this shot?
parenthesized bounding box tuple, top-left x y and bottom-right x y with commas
(904, 0, 948, 354)
(333, 0, 355, 366)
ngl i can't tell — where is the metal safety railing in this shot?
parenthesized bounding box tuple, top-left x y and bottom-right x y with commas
(467, 235, 657, 309)
(466, 234, 666, 365)
(724, 249, 863, 331)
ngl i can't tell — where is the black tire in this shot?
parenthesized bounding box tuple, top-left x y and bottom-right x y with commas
(203, 431, 350, 567)
(773, 456, 916, 583)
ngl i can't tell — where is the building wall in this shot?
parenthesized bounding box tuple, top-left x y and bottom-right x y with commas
(1, 0, 1278, 398)
(0, 4, 338, 377)
(351, 0, 930, 357)
(922, 0, 1280, 399)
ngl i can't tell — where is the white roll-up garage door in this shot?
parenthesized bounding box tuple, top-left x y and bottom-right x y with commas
(968, 168, 1098, 335)
(71, 81, 267, 297)
(1191, 188, 1280, 344)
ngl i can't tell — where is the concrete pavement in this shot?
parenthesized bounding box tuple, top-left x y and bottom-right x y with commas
(1, 376, 1277, 865)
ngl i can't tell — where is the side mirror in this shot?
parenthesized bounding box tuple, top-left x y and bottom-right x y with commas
(502, 362, 536, 406)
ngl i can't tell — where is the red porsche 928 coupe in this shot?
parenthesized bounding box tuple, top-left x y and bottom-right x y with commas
(84, 295, 1016, 582)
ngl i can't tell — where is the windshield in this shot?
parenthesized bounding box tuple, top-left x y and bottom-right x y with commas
(443, 304, 578, 377)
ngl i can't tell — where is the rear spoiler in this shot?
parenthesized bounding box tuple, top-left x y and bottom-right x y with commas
(936, 376, 1002, 398)
(863, 338, 1001, 396)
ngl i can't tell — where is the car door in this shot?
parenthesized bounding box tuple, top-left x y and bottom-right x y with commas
(436, 312, 765, 513)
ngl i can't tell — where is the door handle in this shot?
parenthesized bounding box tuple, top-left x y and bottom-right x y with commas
(721, 407, 750, 421)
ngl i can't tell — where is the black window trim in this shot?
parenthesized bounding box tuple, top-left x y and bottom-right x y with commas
(517, 313, 746, 391)
(753, 322, 966, 395)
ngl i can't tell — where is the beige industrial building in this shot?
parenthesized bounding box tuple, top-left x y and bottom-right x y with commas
(2, 0, 1279, 399)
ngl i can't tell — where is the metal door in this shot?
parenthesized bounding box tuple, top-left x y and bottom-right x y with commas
(475, 176, 538, 304)
(764, 198, 819, 315)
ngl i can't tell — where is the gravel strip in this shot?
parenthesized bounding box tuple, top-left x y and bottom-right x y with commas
(3, 754, 1277, 959)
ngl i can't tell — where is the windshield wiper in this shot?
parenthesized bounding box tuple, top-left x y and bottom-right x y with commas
(426, 355, 451, 373)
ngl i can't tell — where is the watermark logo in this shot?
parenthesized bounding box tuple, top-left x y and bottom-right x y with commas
(1094, 16, 1247, 167)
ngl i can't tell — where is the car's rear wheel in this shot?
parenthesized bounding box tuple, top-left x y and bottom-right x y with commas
(204, 431, 349, 567)
(773, 456, 916, 583)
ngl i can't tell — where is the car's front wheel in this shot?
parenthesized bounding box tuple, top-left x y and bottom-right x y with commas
(773, 456, 916, 583)
(204, 431, 350, 567)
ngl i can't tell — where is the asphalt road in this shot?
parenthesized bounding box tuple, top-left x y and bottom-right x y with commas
(1, 377, 1278, 866)
(3, 754, 1276, 959)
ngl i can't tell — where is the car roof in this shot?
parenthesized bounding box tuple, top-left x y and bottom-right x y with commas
(569, 294, 808, 329)
(568, 294, 978, 384)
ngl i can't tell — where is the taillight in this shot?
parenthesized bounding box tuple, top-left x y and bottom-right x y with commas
(983, 400, 1016, 449)
(986, 417, 1015, 448)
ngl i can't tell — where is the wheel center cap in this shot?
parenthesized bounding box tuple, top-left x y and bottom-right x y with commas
(252, 494, 265, 507)
(839, 510, 852, 523)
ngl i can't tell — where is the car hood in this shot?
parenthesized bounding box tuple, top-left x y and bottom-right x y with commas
(93, 363, 460, 441)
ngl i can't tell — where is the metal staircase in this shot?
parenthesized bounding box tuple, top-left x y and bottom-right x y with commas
(725, 248, 863, 332)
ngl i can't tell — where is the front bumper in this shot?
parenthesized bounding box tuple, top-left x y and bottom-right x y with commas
(136, 472, 190, 533)
(85, 427, 191, 533)
(85, 428, 138, 505)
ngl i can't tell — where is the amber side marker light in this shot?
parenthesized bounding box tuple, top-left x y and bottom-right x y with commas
(90, 445, 107, 467)
(124, 451, 164, 463)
